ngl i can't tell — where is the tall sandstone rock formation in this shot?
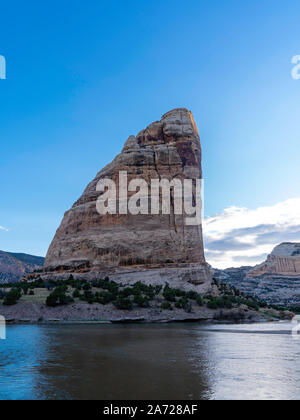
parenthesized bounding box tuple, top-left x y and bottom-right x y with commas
(44, 108, 211, 292)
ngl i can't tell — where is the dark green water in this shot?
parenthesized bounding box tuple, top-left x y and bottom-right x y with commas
(0, 322, 299, 400)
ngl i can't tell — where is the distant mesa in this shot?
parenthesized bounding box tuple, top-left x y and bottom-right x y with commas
(213, 243, 300, 307)
(43, 108, 211, 292)
(248, 243, 300, 277)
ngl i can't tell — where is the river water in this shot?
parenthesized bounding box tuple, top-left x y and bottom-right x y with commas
(0, 322, 299, 400)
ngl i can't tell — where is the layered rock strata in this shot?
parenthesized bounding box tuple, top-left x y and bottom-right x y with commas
(213, 243, 300, 306)
(44, 108, 211, 292)
(248, 243, 300, 277)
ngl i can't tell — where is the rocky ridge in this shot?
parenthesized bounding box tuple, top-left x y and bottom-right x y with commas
(0, 251, 44, 283)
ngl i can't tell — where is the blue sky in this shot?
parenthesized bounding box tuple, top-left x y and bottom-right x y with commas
(1, 0, 300, 267)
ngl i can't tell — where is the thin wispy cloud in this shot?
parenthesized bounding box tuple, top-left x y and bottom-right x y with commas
(0, 226, 8, 232)
(203, 197, 300, 269)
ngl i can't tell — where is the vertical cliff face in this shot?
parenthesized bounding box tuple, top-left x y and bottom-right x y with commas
(44, 109, 211, 290)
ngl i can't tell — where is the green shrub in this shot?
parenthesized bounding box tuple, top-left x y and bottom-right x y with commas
(163, 285, 176, 302)
(175, 297, 188, 309)
(196, 296, 204, 306)
(207, 296, 234, 310)
(3, 288, 21, 306)
(96, 291, 114, 305)
(161, 301, 173, 310)
(72, 289, 81, 298)
(83, 290, 95, 304)
(207, 300, 218, 309)
(46, 286, 74, 307)
(155, 285, 163, 295)
(114, 297, 133, 310)
(120, 287, 133, 298)
(145, 285, 155, 299)
(172, 288, 185, 297)
(107, 281, 119, 294)
(289, 306, 300, 314)
(96, 278, 109, 289)
(22, 284, 29, 295)
(133, 294, 149, 308)
(245, 300, 259, 311)
(46, 293, 58, 307)
(132, 281, 150, 295)
(59, 293, 74, 305)
(67, 275, 74, 286)
(186, 290, 199, 300)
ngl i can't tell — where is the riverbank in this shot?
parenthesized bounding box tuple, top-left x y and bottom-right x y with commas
(0, 301, 288, 324)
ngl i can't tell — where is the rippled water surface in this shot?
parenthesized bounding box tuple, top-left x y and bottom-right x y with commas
(0, 322, 299, 400)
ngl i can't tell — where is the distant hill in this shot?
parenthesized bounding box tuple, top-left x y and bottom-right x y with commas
(0, 251, 44, 283)
(212, 242, 300, 307)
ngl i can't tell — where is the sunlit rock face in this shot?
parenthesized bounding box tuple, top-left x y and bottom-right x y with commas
(44, 109, 211, 291)
(213, 243, 300, 306)
(248, 243, 300, 277)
